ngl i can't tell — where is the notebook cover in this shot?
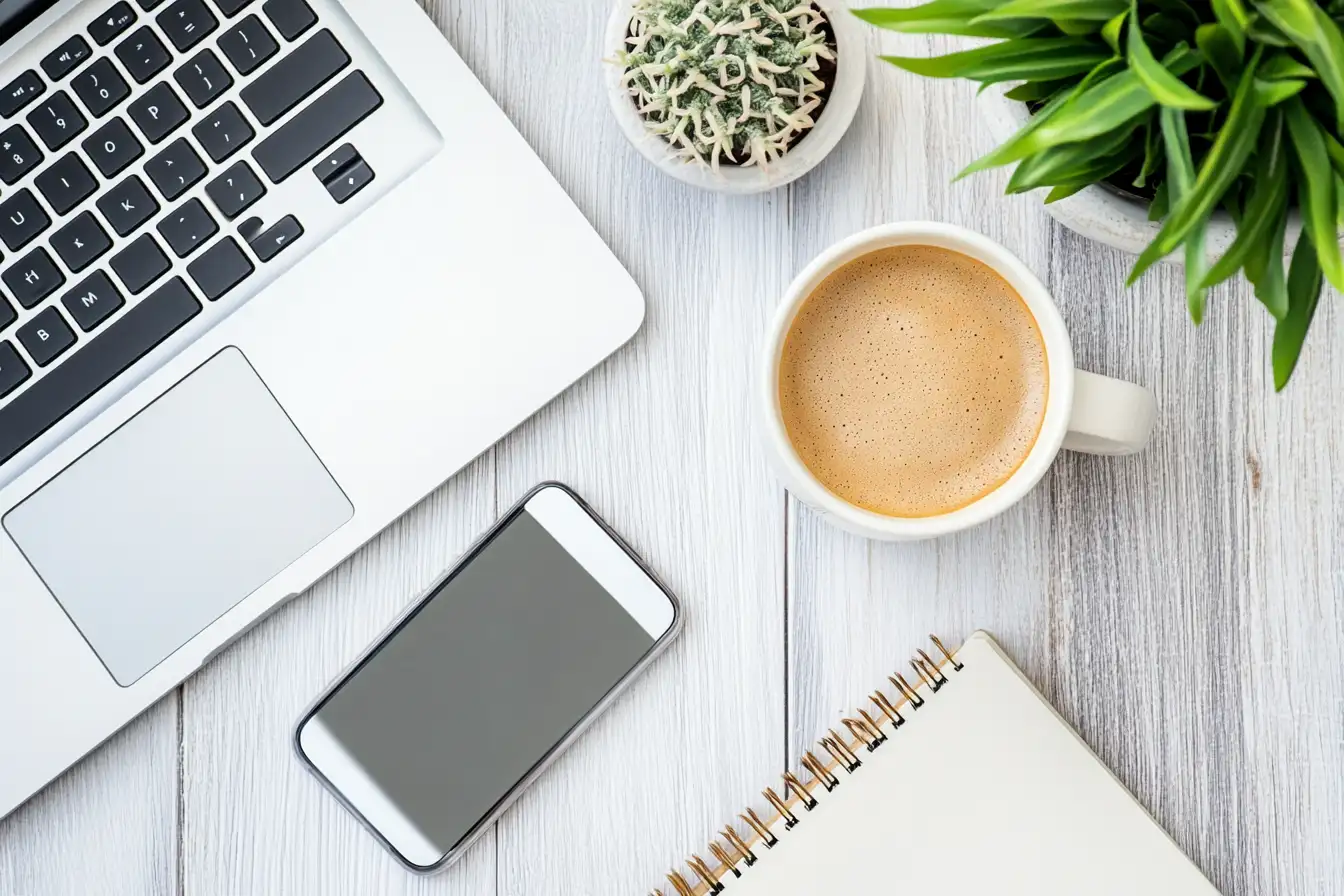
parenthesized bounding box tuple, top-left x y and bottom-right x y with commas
(720, 632, 1222, 895)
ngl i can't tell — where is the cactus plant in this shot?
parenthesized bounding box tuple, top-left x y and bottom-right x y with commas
(616, 0, 838, 169)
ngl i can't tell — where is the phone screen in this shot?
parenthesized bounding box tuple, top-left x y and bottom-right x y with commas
(300, 504, 658, 863)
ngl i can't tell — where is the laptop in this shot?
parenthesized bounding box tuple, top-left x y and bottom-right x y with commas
(0, 0, 644, 820)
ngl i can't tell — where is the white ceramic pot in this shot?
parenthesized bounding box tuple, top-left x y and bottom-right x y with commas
(604, 0, 867, 194)
(975, 86, 1262, 263)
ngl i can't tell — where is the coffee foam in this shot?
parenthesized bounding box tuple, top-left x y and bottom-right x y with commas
(778, 245, 1048, 518)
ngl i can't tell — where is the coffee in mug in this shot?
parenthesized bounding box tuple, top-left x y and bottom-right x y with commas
(778, 246, 1048, 518)
(758, 223, 1156, 542)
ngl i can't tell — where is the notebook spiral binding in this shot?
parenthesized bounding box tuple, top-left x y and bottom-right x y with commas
(652, 635, 964, 896)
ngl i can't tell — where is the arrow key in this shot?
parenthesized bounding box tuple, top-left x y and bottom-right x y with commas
(248, 214, 302, 262)
(324, 158, 373, 204)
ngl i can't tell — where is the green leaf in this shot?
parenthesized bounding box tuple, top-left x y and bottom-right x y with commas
(1102, 9, 1127, 51)
(1054, 17, 1099, 34)
(1210, 0, 1249, 52)
(1129, 6, 1218, 109)
(1246, 208, 1289, 319)
(1149, 181, 1171, 219)
(1254, 0, 1344, 125)
(880, 38, 1109, 83)
(1272, 230, 1324, 389)
(1256, 77, 1307, 104)
(852, 3, 1044, 38)
(1129, 50, 1266, 284)
(1142, 12, 1188, 41)
(1283, 97, 1344, 292)
(1200, 110, 1290, 311)
(958, 82, 1081, 176)
(972, 0, 1125, 22)
(1324, 130, 1344, 178)
(1006, 120, 1142, 191)
(1135, 119, 1163, 186)
(969, 46, 1200, 174)
(1259, 52, 1316, 80)
(1159, 108, 1209, 322)
(1197, 24, 1244, 91)
(1004, 79, 1071, 101)
(1246, 14, 1293, 46)
(1045, 182, 1093, 201)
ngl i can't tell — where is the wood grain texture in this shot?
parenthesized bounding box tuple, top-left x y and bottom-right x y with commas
(2, 1, 1342, 894)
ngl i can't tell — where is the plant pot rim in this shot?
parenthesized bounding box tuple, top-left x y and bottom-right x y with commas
(603, 0, 867, 195)
(974, 86, 1311, 264)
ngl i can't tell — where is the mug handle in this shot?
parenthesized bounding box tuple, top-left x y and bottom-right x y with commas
(1062, 370, 1156, 455)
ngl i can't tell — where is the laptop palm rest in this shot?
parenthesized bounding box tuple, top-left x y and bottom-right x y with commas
(3, 347, 354, 686)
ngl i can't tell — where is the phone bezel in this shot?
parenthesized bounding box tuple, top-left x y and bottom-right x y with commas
(292, 482, 684, 873)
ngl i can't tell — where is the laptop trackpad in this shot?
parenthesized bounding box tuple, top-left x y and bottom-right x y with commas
(3, 348, 353, 686)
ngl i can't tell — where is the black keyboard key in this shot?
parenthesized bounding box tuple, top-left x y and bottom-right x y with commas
(144, 137, 206, 200)
(312, 142, 356, 181)
(188, 236, 251, 300)
(0, 276, 201, 466)
(325, 158, 373, 203)
(83, 117, 145, 177)
(17, 307, 75, 367)
(212, 0, 255, 15)
(193, 101, 253, 162)
(0, 190, 51, 252)
(116, 27, 172, 83)
(35, 153, 97, 215)
(0, 125, 43, 185)
(3, 248, 65, 308)
(51, 212, 113, 272)
(158, 197, 217, 257)
(0, 341, 30, 399)
(0, 71, 46, 118)
(128, 82, 188, 144)
(262, 0, 314, 41)
(71, 58, 131, 117)
(90, 2, 139, 46)
(253, 72, 381, 182)
(218, 14, 278, 76)
(175, 49, 232, 108)
(111, 233, 170, 293)
(248, 213, 300, 261)
(0, 296, 14, 331)
(241, 30, 346, 126)
(98, 175, 159, 235)
(136, 0, 170, 8)
(205, 160, 264, 219)
(62, 270, 125, 332)
(41, 37, 93, 82)
(158, 0, 219, 52)
(27, 92, 88, 150)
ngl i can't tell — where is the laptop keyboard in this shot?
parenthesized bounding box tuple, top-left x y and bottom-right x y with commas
(0, 0, 396, 469)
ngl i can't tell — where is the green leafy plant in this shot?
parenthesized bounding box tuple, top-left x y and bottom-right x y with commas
(856, 0, 1344, 389)
(616, 0, 837, 169)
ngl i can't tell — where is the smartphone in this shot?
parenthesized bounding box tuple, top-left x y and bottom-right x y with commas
(294, 483, 683, 872)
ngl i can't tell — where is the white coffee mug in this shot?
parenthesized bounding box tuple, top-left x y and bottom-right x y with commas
(757, 222, 1156, 541)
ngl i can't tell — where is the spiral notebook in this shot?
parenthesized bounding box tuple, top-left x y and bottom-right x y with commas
(656, 632, 1222, 896)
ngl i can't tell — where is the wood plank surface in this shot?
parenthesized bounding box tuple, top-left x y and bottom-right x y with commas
(1, 1, 1342, 894)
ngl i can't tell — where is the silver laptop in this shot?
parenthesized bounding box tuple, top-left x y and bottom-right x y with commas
(0, 0, 644, 820)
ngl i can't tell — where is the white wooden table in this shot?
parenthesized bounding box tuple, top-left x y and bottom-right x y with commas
(3, 1, 1342, 893)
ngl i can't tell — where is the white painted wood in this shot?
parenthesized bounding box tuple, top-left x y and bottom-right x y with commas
(0, 699, 178, 896)
(2, 2, 1342, 895)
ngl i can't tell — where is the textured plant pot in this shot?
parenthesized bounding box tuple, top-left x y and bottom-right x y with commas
(975, 86, 1309, 264)
(604, 0, 866, 195)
